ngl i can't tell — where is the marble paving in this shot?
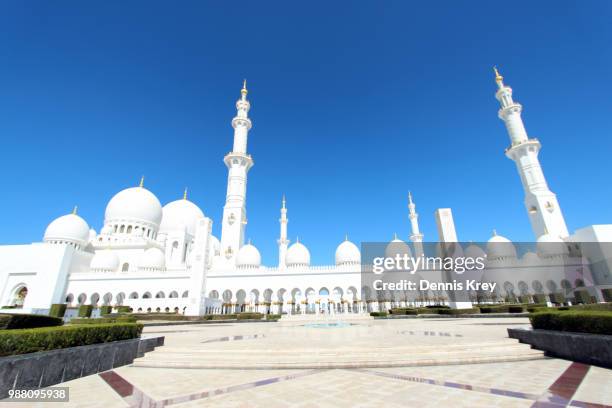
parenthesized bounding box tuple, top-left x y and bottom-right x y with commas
(3, 317, 611, 407)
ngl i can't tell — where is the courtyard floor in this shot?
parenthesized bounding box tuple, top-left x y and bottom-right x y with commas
(6, 316, 612, 407)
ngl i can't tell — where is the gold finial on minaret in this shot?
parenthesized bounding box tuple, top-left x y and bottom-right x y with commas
(408, 191, 413, 205)
(493, 66, 503, 83)
(72, 205, 78, 215)
(345, 233, 349, 241)
(282, 194, 286, 209)
(183, 187, 188, 200)
(139, 176, 145, 188)
(493, 229, 498, 236)
(241, 79, 248, 96)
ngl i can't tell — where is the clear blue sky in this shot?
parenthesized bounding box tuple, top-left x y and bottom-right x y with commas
(1, 1, 611, 265)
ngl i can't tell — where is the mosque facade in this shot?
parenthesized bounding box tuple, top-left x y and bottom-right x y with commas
(1, 71, 611, 316)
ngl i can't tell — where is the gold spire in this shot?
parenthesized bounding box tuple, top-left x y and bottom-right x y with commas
(183, 187, 188, 200)
(493, 229, 497, 236)
(72, 205, 78, 215)
(345, 233, 349, 241)
(241, 79, 248, 96)
(408, 191, 413, 205)
(393, 232, 398, 240)
(493, 66, 503, 82)
(139, 176, 145, 188)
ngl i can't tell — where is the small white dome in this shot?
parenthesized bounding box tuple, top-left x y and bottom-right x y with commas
(236, 244, 261, 268)
(44, 213, 90, 245)
(385, 235, 412, 259)
(464, 243, 486, 260)
(335, 238, 360, 265)
(90, 250, 120, 271)
(159, 198, 205, 236)
(208, 235, 221, 256)
(138, 247, 166, 270)
(286, 241, 310, 267)
(536, 234, 568, 257)
(522, 251, 541, 265)
(105, 186, 162, 226)
(486, 232, 517, 259)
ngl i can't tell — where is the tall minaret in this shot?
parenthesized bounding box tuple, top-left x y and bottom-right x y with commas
(408, 192, 424, 256)
(278, 195, 290, 269)
(220, 80, 254, 260)
(494, 68, 569, 239)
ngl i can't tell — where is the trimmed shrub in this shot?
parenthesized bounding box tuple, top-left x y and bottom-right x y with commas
(266, 314, 281, 321)
(370, 311, 388, 317)
(116, 306, 131, 313)
(99, 306, 112, 316)
(425, 305, 450, 309)
(508, 305, 525, 313)
(0, 323, 143, 357)
(480, 305, 509, 313)
(573, 289, 592, 304)
(549, 292, 565, 304)
(437, 308, 479, 315)
(533, 294, 547, 304)
(529, 311, 612, 335)
(527, 306, 550, 313)
(518, 295, 532, 304)
(237, 312, 263, 320)
(602, 289, 612, 303)
(0, 313, 63, 330)
(49, 304, 67, 318)
(78, 305, 93, 318)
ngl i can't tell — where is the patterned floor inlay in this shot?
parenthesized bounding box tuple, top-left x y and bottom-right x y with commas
(358, 366, 612, 408)
(201, 333, 265, 343)
(99, 369, 322, 407)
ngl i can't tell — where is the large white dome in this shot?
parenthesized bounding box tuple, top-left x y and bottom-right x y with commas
(536, 233, 568, 258)
(486, 231, 517, 259)
(105, 186, 162, 226)
(236, 243, 261, 268)
(159, 199, 205, 236)
(335, 238, 360, 265)
(286, 241, 310, 267)
(44, 213, 89, 245)
(138, 247, 166, 270)
(90, 250, 120, 271)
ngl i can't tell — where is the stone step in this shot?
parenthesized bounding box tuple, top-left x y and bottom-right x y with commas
(133, 342, 544, 369)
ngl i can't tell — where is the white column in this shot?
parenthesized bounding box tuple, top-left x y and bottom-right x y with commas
(278, 196, 289, 269)
(408, 192, 424, 257)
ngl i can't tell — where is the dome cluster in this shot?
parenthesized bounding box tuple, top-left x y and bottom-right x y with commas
(159, 198, 205, 236)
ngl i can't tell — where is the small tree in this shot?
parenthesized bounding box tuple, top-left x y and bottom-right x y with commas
(78, 304, 93, 318)
(49, 303, 67, 318)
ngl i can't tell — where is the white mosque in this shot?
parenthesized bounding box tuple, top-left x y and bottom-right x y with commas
(0, 70, 611, 317)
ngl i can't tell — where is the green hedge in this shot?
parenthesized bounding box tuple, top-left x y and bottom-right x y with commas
(437, 308, 479, 315)
(390, 308, 417, 315)
(70, 316, 137, 324)
(370, 311, 388, 317)
(0, 313, 63, 330)
(49, 304, 67, 318)
(237, 312, 263, 320)
(529, 311, 612, 335)
(549, 292, 565, 304)
(0, 323, 143, 357)
(266, 314, 281, 321)
(568, 303, 612, 312)
(602, 289, 612, 303)
(508, 305, 525, 313)
(212, 314, 237, 320)
(116, 306, 131, 313)
(480, 305, 509, 313)
(573, 289, 592, 304)
(99, 306, 113, 316)
(518, 295, 532, 304)
(78, 305, 93, 318)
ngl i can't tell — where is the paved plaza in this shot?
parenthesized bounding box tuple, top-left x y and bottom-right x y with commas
(6, 317, 612, 407)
